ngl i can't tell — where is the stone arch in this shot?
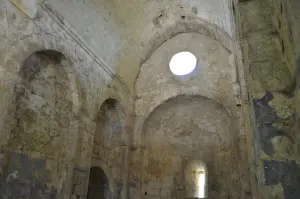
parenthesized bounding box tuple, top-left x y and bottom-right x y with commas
(0, 33, 85, 145)
(96, 93, 130, 121)
(87, 167, 110, 199)
(134, 19, 234, 89)
(2, 33, 86, 75)
(91, 98, 127, 198)
(93, 98, 126, 146)
(142, 94, 233, 149)
(144, 89, 234, 121)
(140, 20, 233, 65)
(9, 49, 76, 151)
(139, 94, 235, 198)
(1, 49, 80, 198)
(135, 32, 237, 120)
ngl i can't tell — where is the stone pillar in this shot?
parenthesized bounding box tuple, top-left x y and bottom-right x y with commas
(122, 114, 135, 199)
(69, 114, 96, 199)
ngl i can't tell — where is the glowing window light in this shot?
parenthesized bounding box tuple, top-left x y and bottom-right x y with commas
(169, 52, 197, 76)
(197, 171, 206, 198)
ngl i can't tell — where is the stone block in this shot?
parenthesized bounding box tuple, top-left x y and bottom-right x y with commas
(73, 184, 86, 196)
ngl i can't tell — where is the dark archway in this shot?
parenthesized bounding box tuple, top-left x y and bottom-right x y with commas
(87, 167, 110, 199)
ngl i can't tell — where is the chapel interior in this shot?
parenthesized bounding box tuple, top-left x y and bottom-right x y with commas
(0, 0, 300, 198)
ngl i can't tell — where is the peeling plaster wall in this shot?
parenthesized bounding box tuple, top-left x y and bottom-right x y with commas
(132, 33, 252, 199)
(234, 0, 300, 198)
(0, 1, 133, 198)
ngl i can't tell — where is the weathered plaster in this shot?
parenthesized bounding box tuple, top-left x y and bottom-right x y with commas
(0, 1, 133, 198)
(133, 32, 251, 198)
(234, 0, 300, 197)
(44, 0, 235, 91)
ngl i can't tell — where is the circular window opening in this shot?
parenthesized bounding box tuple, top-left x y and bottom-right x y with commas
(169, 52, 197, 76)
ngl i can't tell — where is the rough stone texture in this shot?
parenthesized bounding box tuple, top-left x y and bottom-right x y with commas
(234, 0, 300, 198)
(0, 0, 277, 198)
(133, 32, 251, 199)
(141, 95, 234, 199)
(0, 150, 57, 199)
(264, 160, 300, 199)
(91, 99, 127, 199)
(0, 1, 133, 198)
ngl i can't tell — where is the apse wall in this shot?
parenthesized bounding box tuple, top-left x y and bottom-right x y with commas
(141, 95, 234, 198)
(132, 33, 252, 198)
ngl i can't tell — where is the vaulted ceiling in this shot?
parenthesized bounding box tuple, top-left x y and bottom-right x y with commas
(48, 0, 235, 91)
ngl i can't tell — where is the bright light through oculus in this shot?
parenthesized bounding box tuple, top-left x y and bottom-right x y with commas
(169, 52, 197, 76)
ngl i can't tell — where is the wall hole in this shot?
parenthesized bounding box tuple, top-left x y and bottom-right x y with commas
(181, 15, 186, 20)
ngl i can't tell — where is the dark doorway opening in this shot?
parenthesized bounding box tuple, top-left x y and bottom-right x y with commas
(87, 167, 110, 199)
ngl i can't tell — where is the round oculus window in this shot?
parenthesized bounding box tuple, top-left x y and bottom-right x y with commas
(169, 52, 197, 76)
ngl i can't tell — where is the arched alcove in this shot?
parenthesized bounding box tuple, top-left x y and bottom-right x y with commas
(91, 98, 126, 198)
(140, 95, 235, 199)
(93, 98, 125, 152)
(87, 167, 110, 199)
(5, 50, 78, 197)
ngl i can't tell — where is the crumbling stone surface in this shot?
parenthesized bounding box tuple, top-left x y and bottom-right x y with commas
(140, 95, 234, 199)
(0, 0, 277, 198)
(235, 0, 300, 198)
(0, 1, 133, 198)
(0, 150, 58, 199)
(133, 32, 251, 199)
(91, 99, 127, 199)
(264, 160, 300, 199)
(70, 167, 90, 198)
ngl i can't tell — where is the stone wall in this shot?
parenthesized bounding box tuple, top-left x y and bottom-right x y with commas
(0, 1, 133, 198)
(141, 95, 235, 198)
(234, 0, 300, 198)
(45, 0, 234, 91)
(132, 33, 252, 199)
(91, 99, 127, 198)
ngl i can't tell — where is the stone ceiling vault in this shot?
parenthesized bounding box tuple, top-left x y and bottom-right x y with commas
(47, 0, 235, 92)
